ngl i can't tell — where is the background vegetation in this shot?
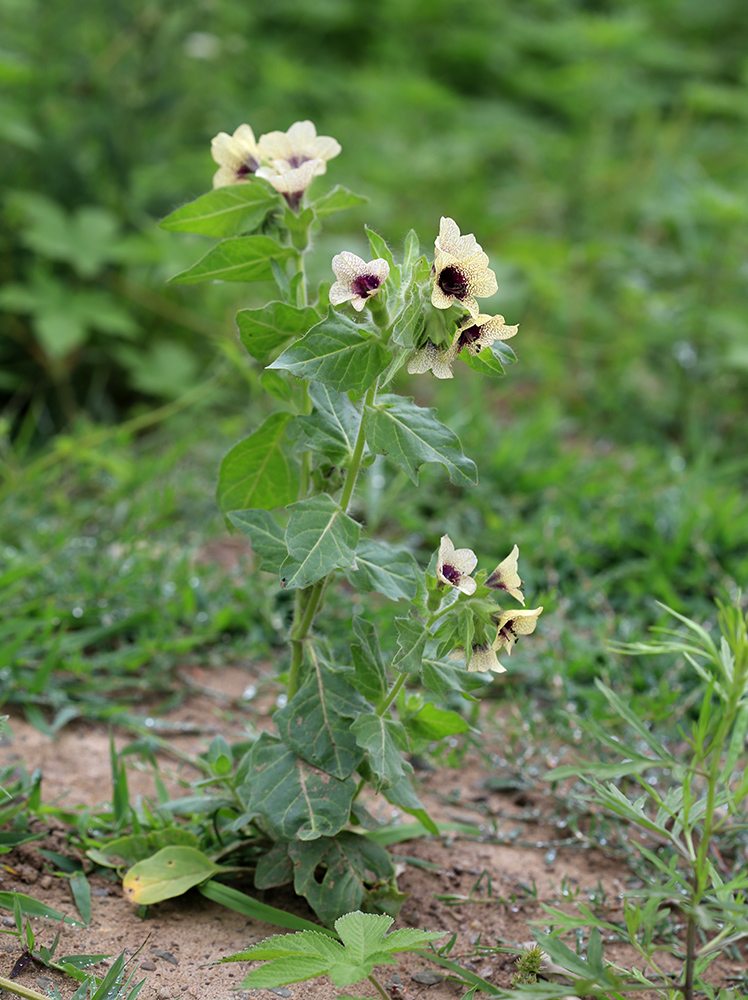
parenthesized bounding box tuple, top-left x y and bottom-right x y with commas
(1, 0, 748, 732)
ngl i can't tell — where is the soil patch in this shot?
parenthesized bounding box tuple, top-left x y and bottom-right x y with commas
(0, 669, 742, 999)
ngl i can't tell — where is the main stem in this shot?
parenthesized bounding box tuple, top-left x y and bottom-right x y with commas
(287, 380, 378, 699)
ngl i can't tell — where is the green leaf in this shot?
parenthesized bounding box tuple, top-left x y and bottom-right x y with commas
(246, 733, 356, 841)
(364, 394, 477, 487)
(296, 383, 362, 464)
(344, 538, 419, 601)
(383, 776, 438, 834)
(392, 614, 429, 674)
(421, 657, 480, 701)
(237, 301, 320, 365)
(311, 185, 368, 218)
(227, 910, 442, 991)
(255, 842, 294, 889)
(281, 493, 361, 590)
(159, 181, 280, 237)
(0, 891, 83, 926)
(69, 871, 91, 925)
(351, 714, 412, 790)
(350, 616, 387, 704)
(228, 508, 288, 573)
(365, 228, 398, 281)
(460, 342, 507, 377)
(199, 880, 332, 934)
(402, 230, 421, 275)
(122, 846, 230, 905)
(217, 413, 299, 515)
(268, 312, 389, 393)
(169, 235, 294, 284)
(85, 829, 200, 869)
(406, 702, 472, 741)
(275, 660, 366, 779)
(291, 836, 398, 930)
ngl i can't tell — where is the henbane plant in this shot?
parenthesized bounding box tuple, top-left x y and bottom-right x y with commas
(156, 117, 544, 924)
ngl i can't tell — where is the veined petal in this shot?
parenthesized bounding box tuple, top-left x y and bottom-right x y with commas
(258, 120, 341, 171)
(329, 252, 389, 311)
(407, 340, 456, 379)
(435, 217, 483, 259)
(486, 544, 524, 604)
(437, 535, 478, 593)
(211, 123, 262, 187)
(468, 644, 506, 674)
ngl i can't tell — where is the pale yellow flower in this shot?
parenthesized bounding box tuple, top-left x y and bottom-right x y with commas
(330, 252, 390, 312)
(493, 607, 543, 655)
(450, 643, 507, 674)
(407, 339, 457, 379)
(485, 544, 524, 605)
(437, 535, 477, 595)
(255, 159, 324, 210)
(435, 216, 484, 258)
(211, 124, 262, 188)
(468, 643, 507, 674)
(454, 313, 518, 356)
(431, 217, 498, 318)
(258, 120, 341, 174)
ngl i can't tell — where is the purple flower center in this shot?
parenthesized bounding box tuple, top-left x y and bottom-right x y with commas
(438, 265, 468, 300)
(442, 563, 462, 586)
(287, 154, 310, 169)
(499, 624, 515, 642)
(457, 324, 481, 352)
(236, 158, 259, 177)
(351, 273, 381, 299)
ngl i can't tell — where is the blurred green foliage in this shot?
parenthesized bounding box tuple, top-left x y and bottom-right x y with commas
(1, 0, 747, 452)
(1, 0, 747, 734)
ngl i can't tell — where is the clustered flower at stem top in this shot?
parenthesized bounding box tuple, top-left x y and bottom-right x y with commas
(208, 118, 543, 684)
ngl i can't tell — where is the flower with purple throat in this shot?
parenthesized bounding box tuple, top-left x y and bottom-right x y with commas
(329, 253, 390, 312)
(493, 607, 543, 656)
(431, 217, 498, 317)
(485, 544, 524, 604)
(454, 313, 518, 356)
(436, 535, 478, 595)
(211, 124, 263, 188)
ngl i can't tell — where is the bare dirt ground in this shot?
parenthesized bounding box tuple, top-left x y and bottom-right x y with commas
(0, 663, 742, 1000)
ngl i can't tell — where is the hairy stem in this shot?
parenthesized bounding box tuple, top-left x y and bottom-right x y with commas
(287, 380, 377, 694)
(367, 974, 391, 1000)
(377, 672, 407, 716)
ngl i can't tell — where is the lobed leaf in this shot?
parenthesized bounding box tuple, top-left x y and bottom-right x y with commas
(281, 493, 361, 590)
(291, 840, 397, 934)
(392, 614, 430, 674)
(296, 383, 362, 465)
(169, 235, 294, 284)
(237, 301, 320, 365)
(159, 182, 280, 237)
(364, 394, 477, 487)
(228, 509, 287, 574)
(350, 616, 387, 704)
(275, 660, 366, 779)
(405, 702, 472, 741)
(351, 714, 412, 790)
(245, 733, 356, 841)
(311, 185, 368, 218)
(383, 775, 438, 834)
(217, 413, 299, 515)
(268, 312, 389, 393)
(344, 538, 420, 601)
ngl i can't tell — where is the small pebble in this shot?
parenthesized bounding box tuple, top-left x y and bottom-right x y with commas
(140, 961, 156, 971)
(411, 971, 443, 985)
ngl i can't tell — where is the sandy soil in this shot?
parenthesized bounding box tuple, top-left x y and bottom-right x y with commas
(0, 664, 742, 1000)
